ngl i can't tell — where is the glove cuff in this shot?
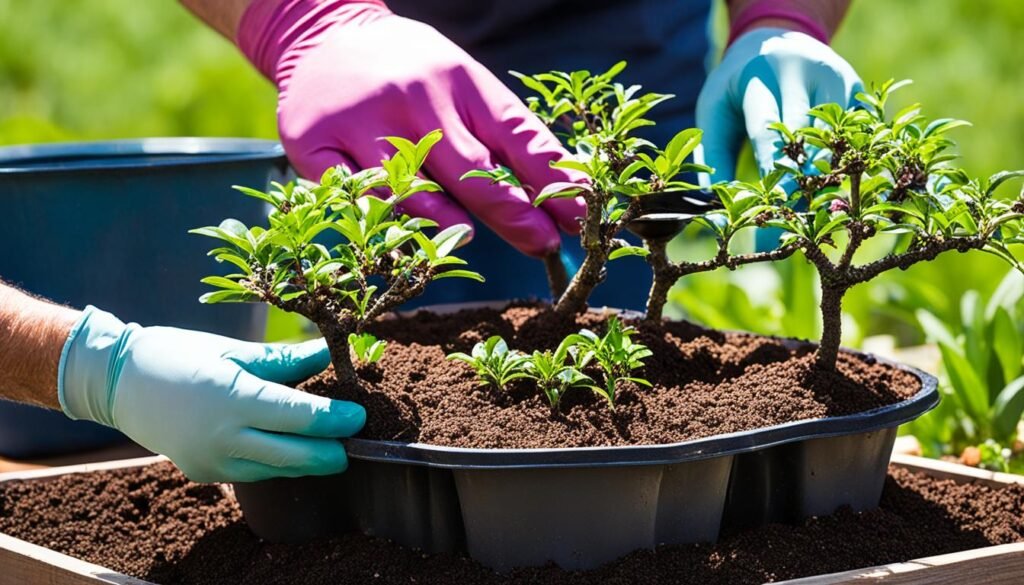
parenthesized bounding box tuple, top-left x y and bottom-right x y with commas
(727, 2, 830, 47)
(58, 306, 130, 427)
(237, 0, 390, 85)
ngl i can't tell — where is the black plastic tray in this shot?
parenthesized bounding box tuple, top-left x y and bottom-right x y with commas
(234, 343, 936, 572)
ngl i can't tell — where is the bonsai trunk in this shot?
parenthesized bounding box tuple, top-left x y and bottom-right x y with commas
(644, 239, 675, 322)
(815, 283, 845, 370)
(315, 316, 358, 384)
(554, 191, 609, 316)
(555, 251, 605, 316)
(543, 250, 570, 301)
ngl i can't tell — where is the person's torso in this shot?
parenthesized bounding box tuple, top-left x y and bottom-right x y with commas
(388, 0, 714, 147)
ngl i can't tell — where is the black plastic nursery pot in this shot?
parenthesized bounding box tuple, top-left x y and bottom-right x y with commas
(0, 138, 287, 458)
(232, 306, 939, 573)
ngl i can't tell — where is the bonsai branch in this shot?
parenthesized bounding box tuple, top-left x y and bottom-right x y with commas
(644, 239, 800, 322)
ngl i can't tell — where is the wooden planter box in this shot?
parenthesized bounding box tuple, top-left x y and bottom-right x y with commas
(1, 454, 1022, 584)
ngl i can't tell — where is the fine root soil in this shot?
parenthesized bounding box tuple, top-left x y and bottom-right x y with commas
(304, 303, 920, 448)
(1, 462, 1022, 584)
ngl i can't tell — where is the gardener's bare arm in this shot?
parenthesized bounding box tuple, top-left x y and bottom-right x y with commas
(726, 0, 851, 38)
(0, 282, 79, 409)
(178, 0, 253, 39)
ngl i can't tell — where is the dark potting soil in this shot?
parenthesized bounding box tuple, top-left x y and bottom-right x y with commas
(304, 303, 920, 448)
(2, 462, 1023, 584)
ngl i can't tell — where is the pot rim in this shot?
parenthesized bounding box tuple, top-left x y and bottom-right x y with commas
(342, 301, 939, 470)
(0, 137, 286, 174)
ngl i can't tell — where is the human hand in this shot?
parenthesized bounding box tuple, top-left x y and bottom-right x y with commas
(58, 306, 365, 483)
(238, 0, 585, 257)
(697, 27, 863, 182)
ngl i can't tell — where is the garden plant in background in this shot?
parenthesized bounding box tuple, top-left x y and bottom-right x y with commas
(906, 270, 1024, 471)
(191, 131, 483, 384)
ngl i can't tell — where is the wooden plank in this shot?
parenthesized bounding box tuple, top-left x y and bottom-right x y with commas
(776, 456, 1024, 584)
(0, 444, 153, 474)
(0, 456, 166, 483)
(776, 542, 1024, 584)
(0, 533, 154, 585)
(891, 453, 1024, 490)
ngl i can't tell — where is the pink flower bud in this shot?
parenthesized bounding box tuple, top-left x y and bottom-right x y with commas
(829, 199, 850, 213)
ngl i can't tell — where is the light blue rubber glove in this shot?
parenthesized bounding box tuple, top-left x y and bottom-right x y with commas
(696, 28, 863, 182)
(57, 306, 366, 483)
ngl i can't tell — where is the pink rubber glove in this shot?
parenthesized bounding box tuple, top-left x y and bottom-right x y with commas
(238, 0, 585, 258)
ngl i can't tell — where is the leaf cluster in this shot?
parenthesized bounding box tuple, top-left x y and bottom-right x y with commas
(192, 130, 483, 380)
(516, 62, 710, 208)
(767, 79, 1024, 270)
(914, 271, 1024, 452)
(447, 336, 532, 392)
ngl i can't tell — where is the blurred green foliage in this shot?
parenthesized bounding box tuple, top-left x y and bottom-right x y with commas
(0, 0, 276, 144)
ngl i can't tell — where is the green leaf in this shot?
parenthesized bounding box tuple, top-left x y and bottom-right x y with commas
(609, 246, 650, 260)
(233, 185, 280, 206)
(432, 224, 472, 258)
(992, 376, 1024, 440)
(460, 166, 522, 188)
(200, 275, 246, 291)
(199, 289, 256, 304)
(916, 308, 959, 349)
(987, 170, 1024, 197)
(991, 307, 1023, 385)
(937, 341, 989, 426)
(433, 269, 485, 282)
(534, 182, 586, 206)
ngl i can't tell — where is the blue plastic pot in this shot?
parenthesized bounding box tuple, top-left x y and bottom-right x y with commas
(0, 138, 288, 458)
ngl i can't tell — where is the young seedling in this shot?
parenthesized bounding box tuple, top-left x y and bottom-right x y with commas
(349, 332, 387, 366)
(766, 79, 1024, 369)
(523, 337, 596, 412)
(565, 316, 653, 409)
(192, 130, 484, 384)
(447, 336, 531, 391)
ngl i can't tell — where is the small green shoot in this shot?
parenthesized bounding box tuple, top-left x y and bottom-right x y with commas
(523, 337, 596, 411)
(348, 332, 387, 365)
(565, 316, 653, 409)
(447, 336, 530, 391)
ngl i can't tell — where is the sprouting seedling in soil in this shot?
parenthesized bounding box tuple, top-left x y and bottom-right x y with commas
(447, 336, 530, 391)
(192, 130, 484, 385)
(474, 63, 796, 319)
(564, 316, 652, 409)
(348, 332, 387, 365)
(761, 78, 1024, 370)
(523, 337, 596, 412)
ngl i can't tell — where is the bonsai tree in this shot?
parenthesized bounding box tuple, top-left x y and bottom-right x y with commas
(192, 130, 483, 384)
(763, 79, 1024, 369)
